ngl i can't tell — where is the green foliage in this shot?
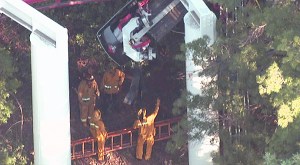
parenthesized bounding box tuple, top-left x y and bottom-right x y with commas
(166, 114, 188, 153)
(174, 0, 300, 164)
(166, 90, 188, 155)
(263, 153, 279, 165)
(275, 78, 300, 128)
(172, 90, 187, 116)
(0, 45, 27, 164)
(0, 143, 27, 165)
(264, 152, 300, 165)
(0, 48, 16, 77)
(187, 92, 218, 140)
(280, 36, 300, 76)
(257, 62, 284, 95)
(256, 49, 300, 129)
(185, 36, 215, 67)
(0, 47, 21, 124)
(267, 115, 300, 159)
(0, 9, 32, 164)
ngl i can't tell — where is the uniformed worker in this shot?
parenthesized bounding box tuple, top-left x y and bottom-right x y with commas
(101, 65, 125, 95)
(89, 109, 107, 161)
(78, 74, 100, 127)
(133, 98, 160, 160)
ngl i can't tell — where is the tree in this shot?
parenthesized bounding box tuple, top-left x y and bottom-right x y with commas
(0, 140, 27, 165)
(169, 0, 300, 164)
(0, 47, 21, 124)
(263, 152, 300, 165)
(0, 44, 27, 164)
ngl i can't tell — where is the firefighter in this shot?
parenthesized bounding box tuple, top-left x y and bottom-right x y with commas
(133, 98, 160, 160)
(78, 74, 100, 127)
(100, 65, 125, 112)
(101, 65, 125, 95)
(89, 109, 107, 161)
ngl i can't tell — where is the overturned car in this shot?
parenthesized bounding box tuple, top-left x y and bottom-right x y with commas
(96, 0, 187, 66)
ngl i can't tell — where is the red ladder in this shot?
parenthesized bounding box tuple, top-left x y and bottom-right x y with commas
(71, 116, 182, 160)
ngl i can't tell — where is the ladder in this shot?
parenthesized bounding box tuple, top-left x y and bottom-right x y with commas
(71, 116, 182, 160)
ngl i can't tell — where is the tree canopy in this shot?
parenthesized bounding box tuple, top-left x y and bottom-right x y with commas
(169, 0, 300, 164)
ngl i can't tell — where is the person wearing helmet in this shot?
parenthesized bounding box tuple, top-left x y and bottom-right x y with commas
(89, 109, 107, 161)
(100, 64, 125, 112)
(133, 98, 160, 160)
(78, 74, 100, 127)
(101, 64, 125, 95)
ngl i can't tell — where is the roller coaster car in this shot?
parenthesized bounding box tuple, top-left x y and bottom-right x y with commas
(96, 0, 156, 66)
(96, 0, 187, 105)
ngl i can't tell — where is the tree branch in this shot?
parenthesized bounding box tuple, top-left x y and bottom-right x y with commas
(240, 24, 266, 47)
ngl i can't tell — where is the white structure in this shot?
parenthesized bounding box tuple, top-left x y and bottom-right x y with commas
(181, 0, 219, 164)
(0, 0, 71, 164)
(122, 17, 144, 62)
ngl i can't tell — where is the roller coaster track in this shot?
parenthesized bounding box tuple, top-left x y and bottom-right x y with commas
(71, 116, 182, 160)
(24, 0, 110, 10)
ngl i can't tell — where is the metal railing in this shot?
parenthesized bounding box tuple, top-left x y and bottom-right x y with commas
(71, 116, 182, 160)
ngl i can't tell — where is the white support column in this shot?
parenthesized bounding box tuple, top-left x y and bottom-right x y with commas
(183, 0, 218, 164)
(0, 0, 71, 164)
(30, 31, 70, 165)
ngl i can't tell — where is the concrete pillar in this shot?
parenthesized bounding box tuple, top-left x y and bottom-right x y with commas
(183, 3, 218, 164)
(0, 0, 71, 163)
(30, 31, 71, 165)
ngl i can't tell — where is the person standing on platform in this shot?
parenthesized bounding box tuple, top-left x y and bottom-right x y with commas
(133, 98, 160, 160)
(78, 74, 100, 127)
(100, 65, 125, 112)
(89, 109, 107, 161)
